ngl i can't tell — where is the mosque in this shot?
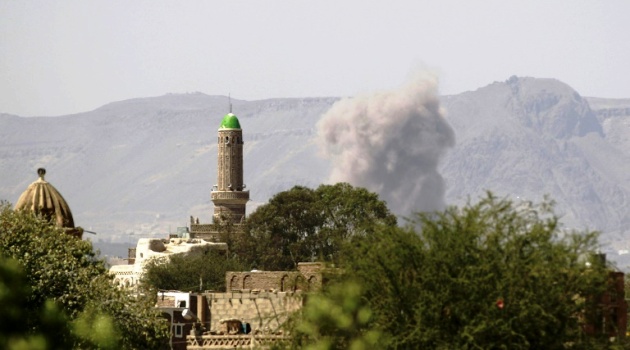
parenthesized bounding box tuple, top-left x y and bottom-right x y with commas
(189, 112, 250, 239)
(110, 111, 250, 288)
(11, 111, 252, 287)
(11, 108, 628, 349)
(12, 110, 323, 349)
(14, 167, 84, 239)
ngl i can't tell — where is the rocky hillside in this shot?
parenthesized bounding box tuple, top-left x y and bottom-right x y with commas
(1, 77, 629, 260)
(0, 94, 336, 242)
(440, 77, 630, 250)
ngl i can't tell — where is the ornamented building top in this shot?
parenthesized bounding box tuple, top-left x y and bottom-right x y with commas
(15, 168, 83, 238)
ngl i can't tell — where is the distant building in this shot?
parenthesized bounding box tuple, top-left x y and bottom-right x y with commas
(582, 255, 627, 340)
(157, 291, 200, 350)
(190, 112, 249, 240)
(155, 263, 326, 350)
(15, 168, 83, 238)
(226, 262, 324, 293)
(147, 111, 328, 349)
(109, 237, 226, 288)
(109, 112, 250, 287)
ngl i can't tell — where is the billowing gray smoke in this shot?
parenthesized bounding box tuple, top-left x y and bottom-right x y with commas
(316, 73, 455, 216)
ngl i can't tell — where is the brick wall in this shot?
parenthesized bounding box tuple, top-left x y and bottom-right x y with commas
(225, 263, 324, 292)
(205, 291, 303, 332)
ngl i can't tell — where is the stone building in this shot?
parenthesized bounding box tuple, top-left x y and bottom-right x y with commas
(156, 262, 326, 350)
(226, 262, 324, 293)
(156, 289, 299, 350)
(148, 111, 330, 349)
(14, 168, 83, 238)
(582, 256, 628, 339)
(110, 112, 250, 287)
(109, 237, 227, 288)
(191, 112, 249, 240)
(157, 291, 201, 350)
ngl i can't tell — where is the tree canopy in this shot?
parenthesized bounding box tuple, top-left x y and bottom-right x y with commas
(142, 183, 396, 292)
(142, 251, 246, 292)
(0, 202, 168, 349)
(234, 183, 397, 271)
(286, 194, 611, 349)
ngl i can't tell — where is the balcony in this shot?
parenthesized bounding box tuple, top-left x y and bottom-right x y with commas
(211, 191, 250, 201)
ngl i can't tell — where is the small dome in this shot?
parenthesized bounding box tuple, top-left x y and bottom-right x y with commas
(219, 113, 241, 129)
(15, 168, 76, 231)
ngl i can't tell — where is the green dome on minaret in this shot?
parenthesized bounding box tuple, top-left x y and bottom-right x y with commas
(219, 113, 241, 129)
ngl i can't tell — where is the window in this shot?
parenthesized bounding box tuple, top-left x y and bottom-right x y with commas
(178, 300, 187, 308)
(243, 275, 253, 289)
(308, 276, 317, 291)
(281, 275, 289, 292)
(294, 276, 306, 291)
(173, 324, 184, 337)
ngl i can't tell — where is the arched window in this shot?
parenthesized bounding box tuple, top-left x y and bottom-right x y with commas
(243, 275, 253, 289)
(280, 275, 289, 292)
(230, 276, 239, 291)
(308, 276, 317, 291)
(294, 276, 306, 292)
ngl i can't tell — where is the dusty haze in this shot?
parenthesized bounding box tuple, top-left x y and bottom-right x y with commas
(316, 73, 456, 216)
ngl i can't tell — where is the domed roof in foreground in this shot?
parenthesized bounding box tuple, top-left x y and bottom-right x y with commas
(15, 168, 76, 232)
(219, 113, 241, 129)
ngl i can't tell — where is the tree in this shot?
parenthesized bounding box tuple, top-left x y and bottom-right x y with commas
(0, 202, 168, 349)
(281, 281, 388, 350)
(142, 251, 246, 292)
(235, 183, 397, 270)
(288, 194, 611, 349)
(0, 256, 70, 350)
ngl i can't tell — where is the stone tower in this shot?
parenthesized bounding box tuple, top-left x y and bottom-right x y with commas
(211, 113, 249, 223)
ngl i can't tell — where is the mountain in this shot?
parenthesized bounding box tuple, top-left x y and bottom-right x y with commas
(440, 77, 630, 250)
(0, 93, 336, 243)
(1, 78, 629, 261)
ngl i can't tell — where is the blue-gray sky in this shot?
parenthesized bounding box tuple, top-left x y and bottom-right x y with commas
(1, 0, 628, 116)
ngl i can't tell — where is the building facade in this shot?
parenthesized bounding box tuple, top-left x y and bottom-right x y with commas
(109, 238, 227, 288)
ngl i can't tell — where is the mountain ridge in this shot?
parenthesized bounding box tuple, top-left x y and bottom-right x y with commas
(1, 77, 629, 260)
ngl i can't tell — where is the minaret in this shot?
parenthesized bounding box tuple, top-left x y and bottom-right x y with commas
(211, 112, 249, 223)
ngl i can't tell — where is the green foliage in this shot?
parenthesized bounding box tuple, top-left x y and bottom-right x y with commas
(346, 194, 609, 349)
(0, 205, 106, 318)
(0, 257, 70, 350)
(0, 202, 169, 349)
(142, 251, 246, 292)
(79, 276, 168, 349)
(286, 193, 612, 349)
(236, 183, 397, 270)
(283, 281, 388, 350)
(72, 309, 119, 350)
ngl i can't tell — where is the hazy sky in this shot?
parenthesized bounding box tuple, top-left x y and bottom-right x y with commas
(1, 1, 628, 116)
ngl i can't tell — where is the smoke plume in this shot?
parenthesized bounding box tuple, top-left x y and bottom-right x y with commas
(316, 73, 455, 216)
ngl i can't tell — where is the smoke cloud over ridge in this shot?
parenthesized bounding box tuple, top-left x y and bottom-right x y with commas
(316, 73, 455, 216)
